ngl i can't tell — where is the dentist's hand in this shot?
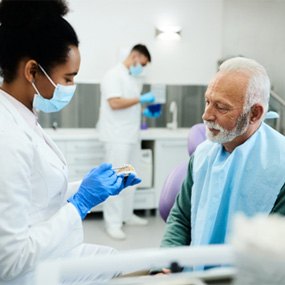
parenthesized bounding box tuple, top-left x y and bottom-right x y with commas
(119, 173, 142, 191)
(68, 163, 141, 219)
(139, 92, 155, 104)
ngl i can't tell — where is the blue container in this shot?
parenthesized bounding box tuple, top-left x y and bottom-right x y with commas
(147, 103, 161, 114)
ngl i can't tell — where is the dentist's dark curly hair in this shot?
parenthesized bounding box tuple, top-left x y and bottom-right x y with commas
(0, 0, 79, 82)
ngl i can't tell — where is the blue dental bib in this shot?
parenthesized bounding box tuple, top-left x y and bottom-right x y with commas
(191, 123, 285, 246)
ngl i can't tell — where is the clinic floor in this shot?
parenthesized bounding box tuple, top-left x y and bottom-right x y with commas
(83, 210, 166, 250)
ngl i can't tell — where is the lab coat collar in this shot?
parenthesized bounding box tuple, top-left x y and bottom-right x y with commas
(0, 92, 67, 171)
(37, 123, 67, 167)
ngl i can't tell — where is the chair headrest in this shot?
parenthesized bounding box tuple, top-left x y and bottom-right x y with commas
(187, 123, 207, 156)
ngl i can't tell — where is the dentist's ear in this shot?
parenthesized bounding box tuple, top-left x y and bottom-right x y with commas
(24, 60, 38, 83)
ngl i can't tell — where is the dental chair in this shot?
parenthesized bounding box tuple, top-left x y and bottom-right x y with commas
(159, 123, 206, 222)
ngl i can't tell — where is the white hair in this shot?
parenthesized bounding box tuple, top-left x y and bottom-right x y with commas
(219, 57, 270, 114)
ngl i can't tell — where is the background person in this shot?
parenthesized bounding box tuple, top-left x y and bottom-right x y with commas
(97, 44, 155, 239)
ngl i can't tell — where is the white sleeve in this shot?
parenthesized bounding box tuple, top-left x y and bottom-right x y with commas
(65, 180, 82, 201)
(101, 70, 123, 100)
(0, 131, 83, 281)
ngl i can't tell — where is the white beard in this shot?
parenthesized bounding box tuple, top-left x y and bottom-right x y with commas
(204, 112, 250, 144)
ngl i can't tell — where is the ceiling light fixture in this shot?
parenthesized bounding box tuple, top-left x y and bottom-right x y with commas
(155, 26, 182, 41)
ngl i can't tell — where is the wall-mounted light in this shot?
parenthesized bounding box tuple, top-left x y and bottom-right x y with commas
(155, 26, 182, 41)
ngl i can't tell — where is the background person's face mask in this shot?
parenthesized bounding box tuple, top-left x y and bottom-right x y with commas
(32, 65, 76, 113)
(129, 63, 143, 76)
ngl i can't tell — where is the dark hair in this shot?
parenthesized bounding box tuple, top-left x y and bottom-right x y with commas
(131, 44, 151, 63)
(0, 0, 79, 82)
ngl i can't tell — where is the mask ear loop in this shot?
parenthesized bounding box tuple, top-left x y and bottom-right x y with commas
(38, 64, 57, 88)
(31, 81, 41, 96)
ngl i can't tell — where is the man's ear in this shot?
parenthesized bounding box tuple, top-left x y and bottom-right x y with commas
(250, 104, 264, 124)
(24, 60, 39, 83)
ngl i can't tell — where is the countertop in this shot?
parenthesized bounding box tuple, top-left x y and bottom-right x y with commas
(44, 128, 190, 141)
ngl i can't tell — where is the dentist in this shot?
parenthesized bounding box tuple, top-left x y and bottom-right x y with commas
(97, 44, 154, 239)
(0, 1, 140, 284)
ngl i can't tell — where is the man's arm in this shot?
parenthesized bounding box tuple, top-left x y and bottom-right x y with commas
(270, 183, 285, 215)
(108, 97, 139, 110)
(160, 156, 194, 247)
(102, 70, 140, 110)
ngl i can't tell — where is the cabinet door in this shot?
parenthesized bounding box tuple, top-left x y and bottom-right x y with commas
(66, 152, 104, 166)
(154, 139, 188, 206)
(66, 141, 104, 153)
(66, 140, 105, 181)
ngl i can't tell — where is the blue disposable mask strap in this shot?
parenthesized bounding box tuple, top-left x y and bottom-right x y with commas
(38, 64, 57, 88)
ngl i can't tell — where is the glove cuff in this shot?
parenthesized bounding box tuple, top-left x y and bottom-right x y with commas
(67, 195, 89, 220)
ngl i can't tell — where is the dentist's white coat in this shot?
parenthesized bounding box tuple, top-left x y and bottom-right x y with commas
(0, 92, 116, 285)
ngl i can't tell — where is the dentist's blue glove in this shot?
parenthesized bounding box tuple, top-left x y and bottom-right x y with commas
(143, 108, 161, 118)
(120, 172, 142, 188)
(68, 163, 141, 219)
(140, 92, 155, 104)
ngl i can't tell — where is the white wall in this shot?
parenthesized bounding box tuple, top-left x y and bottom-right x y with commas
(222, 0, 285, 98)
(66, 0, 223, 85)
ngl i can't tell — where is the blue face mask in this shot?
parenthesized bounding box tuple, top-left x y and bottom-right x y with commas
(32, 65, 76, 113)
(130, 63, 143, 76)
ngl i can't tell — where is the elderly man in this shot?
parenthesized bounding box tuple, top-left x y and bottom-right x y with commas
(161, 57, 285, 248)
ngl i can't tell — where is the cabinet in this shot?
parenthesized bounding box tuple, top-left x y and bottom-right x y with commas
(153, 140, 189, 206)
(65, 141, 105, 181)
(46, 128, 189, 210)
(53, 140, 105, 182)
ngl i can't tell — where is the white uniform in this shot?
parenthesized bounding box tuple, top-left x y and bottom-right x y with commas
(97, 63, 142, 229)
(0, 90, 117, 285)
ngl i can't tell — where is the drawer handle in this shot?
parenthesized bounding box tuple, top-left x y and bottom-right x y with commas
(73, 158, 101, 163)
(74, 145, 103, 150)
(160, 143, 187, 148)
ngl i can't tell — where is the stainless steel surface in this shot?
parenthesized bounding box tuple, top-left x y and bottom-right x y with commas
(38, 84, 207, 129)
(39, 83, 101, 128)
(37, 83, 285, 134)
(270, 90, 285, 107)
(269, 90, 285, 133)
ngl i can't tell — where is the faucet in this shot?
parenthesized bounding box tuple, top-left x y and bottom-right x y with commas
(52, 121, 58, 131)
(167, 101, 178, 130)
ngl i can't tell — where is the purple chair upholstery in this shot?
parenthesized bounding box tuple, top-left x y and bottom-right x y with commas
(159, 123, 206, 222)
(159, 161, 189, 222)
(188, 123, 207, 156)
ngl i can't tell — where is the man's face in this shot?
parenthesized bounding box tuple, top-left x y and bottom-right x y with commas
(132, 51, 149, 67)
(202, 71, 251, 144)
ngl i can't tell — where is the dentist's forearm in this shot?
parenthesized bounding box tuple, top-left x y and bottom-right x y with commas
(108, 97, 139, 110)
